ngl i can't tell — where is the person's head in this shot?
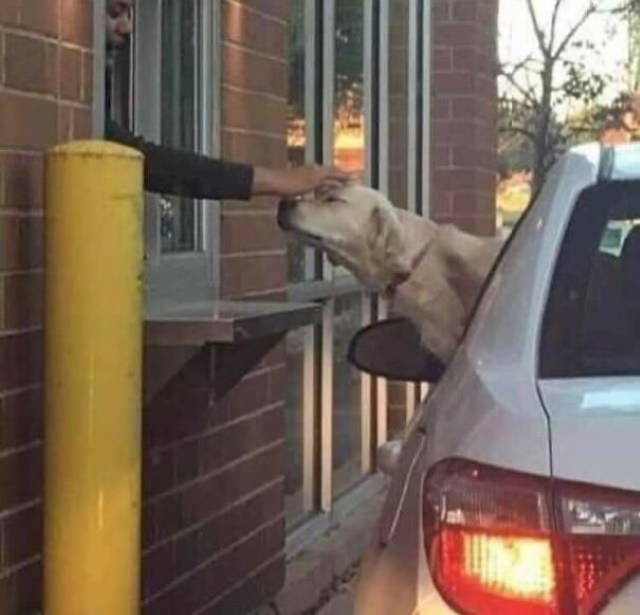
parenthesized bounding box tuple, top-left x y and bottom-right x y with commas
(106, 0, 133, 52)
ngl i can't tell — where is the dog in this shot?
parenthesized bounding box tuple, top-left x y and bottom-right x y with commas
(277, 184, 503, 363)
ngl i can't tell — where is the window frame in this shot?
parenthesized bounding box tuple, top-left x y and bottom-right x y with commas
(133, 0, 222, 310)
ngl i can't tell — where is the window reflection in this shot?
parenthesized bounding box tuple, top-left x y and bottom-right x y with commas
(388, 0, 410, 209)
(334, 0, 365, 174)
(287, 0, 308, 282)
(333, 294, 364, 496)
(160, 0, 199, 253)
(284, 327, 313, 528)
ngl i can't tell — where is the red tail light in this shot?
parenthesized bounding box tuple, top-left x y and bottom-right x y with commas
(423, 460, 640, 614)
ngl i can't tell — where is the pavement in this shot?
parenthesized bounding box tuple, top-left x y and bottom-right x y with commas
(255, 485, 386, 615)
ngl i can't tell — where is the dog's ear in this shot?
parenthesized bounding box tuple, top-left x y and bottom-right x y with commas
(367, 206, 412, 293)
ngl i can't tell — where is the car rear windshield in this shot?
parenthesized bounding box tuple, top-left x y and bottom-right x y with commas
(540, 181, 640, 378)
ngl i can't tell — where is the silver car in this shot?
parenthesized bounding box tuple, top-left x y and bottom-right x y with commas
(353, 143, 640, 614)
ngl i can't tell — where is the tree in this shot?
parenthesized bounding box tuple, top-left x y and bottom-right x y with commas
(499, 0, 640, 192)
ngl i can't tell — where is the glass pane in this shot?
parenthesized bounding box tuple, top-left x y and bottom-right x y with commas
(334, 0, 365, 174)
(287, 0, 308, 281)
(160, 0, 199, 253)
(540, 184, 640, 378)
(284, 327, 314, 527)
(388, 0, 410, 210)
(333, 294, 364, 496)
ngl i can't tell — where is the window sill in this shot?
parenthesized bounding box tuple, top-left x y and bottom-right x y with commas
(144, 300, 322, 346)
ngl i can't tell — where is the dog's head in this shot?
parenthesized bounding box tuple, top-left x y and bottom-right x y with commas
(278, 184, 412, 294)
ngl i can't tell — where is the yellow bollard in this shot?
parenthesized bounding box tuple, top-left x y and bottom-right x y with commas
(44, 141, 143, 615)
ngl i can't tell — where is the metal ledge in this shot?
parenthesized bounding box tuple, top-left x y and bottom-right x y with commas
(144, 300, 322, 346)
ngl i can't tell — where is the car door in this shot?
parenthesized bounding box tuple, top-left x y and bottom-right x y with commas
(538, 179, 640, 612)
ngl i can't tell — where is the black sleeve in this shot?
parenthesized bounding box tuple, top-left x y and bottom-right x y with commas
(105, 120, 255, 201)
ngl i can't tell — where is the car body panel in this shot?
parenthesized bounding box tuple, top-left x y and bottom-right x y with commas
(539, 377, 640, 491)
(355, 144, 640, 614)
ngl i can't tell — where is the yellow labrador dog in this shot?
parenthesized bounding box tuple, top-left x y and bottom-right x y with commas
(278, 184, 503, 363)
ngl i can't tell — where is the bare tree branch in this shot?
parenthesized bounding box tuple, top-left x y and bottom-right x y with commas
(552, 3, 597, 60)
(498, 125, 536, 142)
(525, 0, 549, 57)
(500, 70, 540, 108)
(549, 0, 564, 49)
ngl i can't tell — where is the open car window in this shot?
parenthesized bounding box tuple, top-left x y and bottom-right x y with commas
(540, 181, 640, 378)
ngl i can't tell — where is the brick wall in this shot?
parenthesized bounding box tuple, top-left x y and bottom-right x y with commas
(431, 0, 498, 236)
(0, 1, 93, 612)
(141, 2, 289, 613)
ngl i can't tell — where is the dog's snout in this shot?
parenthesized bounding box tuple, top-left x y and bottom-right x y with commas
(277, 198, 298, 230)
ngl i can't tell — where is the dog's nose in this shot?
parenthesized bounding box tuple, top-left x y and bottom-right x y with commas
(277, 198, 298, 230)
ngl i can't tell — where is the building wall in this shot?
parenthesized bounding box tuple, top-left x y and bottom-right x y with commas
(141, 2, 289, 614)
(0, 1, 93, 612)
(0, 1, 498, 614)
(431, 0, 498, 236)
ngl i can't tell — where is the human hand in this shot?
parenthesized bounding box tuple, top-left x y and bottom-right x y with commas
(252, 164, 355, 197)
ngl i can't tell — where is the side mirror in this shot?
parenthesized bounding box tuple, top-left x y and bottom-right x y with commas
(347, 318, 446, 383)
(377, 439, 402, 477)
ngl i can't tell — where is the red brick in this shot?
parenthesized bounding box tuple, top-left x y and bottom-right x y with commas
(5, 34, 58, 96)
(200, 406, 282, 473)
(213, 370, 271, 426)
(452, 46, 480, 73)
(0, 445, 42, 510)
(221, 252, 285, 298)
(433, 72, 476, 95)
(433, 120, 480, 146)
(197, 480, 282, 560)
(0, 215, 43, 272)
(244, 0, 288, 22)
(60, 46, 83, 101)
(143, 447, 175, 500)
(0, 561, 42, 614)
(73, 107, 93, 139)
(0, 93, 58, 151)
(222, 130, 286, 168)
(433, 0, 453, 22)
(58, 104, 74, 142)
(452, 0, 478, 22)
(452, 190, 495, 215)
(0, 331, 43, 391)
(433, 47, 453, 72)
(0, 153, 44, 210)
(4, 272, 43, 329)
(223, 87, 287, 134)
(221, 212, 284, 255)
(434, 23, 482, 47)
(81, 51, 93, 103)
(195, 517, 284, 611)
(451, 96, 478, 119)
(432, 98, 452, 120)
(152, 444, 283, 542)
(0, 0, 20, 26)
(142, 542, 173, 599)
(60, 0, 93, 47)
(434, 168, 494, 192)
(2, 503, 42, 566)
(434, 145, 452, 167)
(0, 387, 43, 451)
(222, 44, 287, 99)
(224, 2, 286, 58)
(19, 0, 59, 37)
(175, 439, 200, 483)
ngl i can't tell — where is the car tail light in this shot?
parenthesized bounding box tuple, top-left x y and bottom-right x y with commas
(423, 460, 640, 614)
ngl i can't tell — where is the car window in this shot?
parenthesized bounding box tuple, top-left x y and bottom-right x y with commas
(540, 181, 640, 378)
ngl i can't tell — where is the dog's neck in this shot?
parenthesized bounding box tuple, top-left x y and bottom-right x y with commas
(385, 210, 501, 362)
